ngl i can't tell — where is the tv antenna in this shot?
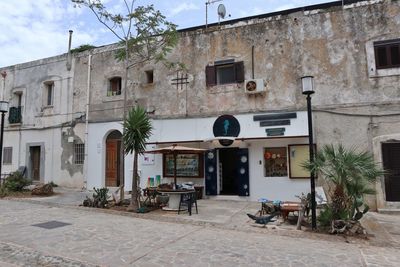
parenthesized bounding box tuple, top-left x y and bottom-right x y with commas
(205, 0, 222, 28)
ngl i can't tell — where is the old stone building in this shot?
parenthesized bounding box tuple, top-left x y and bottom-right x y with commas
(1, 0, 399, 209)
(0, 52, 87, 188)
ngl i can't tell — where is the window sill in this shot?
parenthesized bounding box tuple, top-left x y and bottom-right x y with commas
(8, 122, 22, 127)
(207, 83, 242, 94)
(41, 105, 53, 110)
(102, 96, 124, 103)
(369, 67, 400, 78)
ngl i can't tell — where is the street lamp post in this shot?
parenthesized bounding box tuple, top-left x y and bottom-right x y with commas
(0, 100, 9, 182)
(301, 76, 317, 230)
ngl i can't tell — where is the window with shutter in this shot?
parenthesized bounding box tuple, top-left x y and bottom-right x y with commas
(205, 61, 244, 86)
(234, 61, 244, 83)
(108, 77, 122, 96)
(205, 65, 216, 86)
(374, 39, 400, 69)
(43, 82, 54, 106)
(3, 147, 12, 165)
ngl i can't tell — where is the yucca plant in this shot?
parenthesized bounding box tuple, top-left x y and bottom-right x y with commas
(303, 144, 384, 222)
(123, 106, 153, 211)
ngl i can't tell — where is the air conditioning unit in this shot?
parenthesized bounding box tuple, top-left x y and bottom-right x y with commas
(244, 79, 265, 94)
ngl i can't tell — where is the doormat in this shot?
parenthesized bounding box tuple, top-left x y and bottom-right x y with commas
(31, 220, 71, 229)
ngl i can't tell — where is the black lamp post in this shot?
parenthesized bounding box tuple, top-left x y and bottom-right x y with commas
(301, 76, 317, 230)
(0, 100, 9, 182)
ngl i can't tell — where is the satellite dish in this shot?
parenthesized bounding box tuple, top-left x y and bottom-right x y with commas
(217, 4, 226, 19)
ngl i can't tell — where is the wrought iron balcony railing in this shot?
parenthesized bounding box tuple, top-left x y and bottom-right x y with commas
(8, 106, 22, 124)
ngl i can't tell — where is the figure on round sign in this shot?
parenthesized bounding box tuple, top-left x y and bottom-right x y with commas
(223, 119, 230, 136)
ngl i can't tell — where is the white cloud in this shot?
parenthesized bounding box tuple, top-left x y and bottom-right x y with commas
(0, 0, 335, 67)
(168, 2, 199, 17)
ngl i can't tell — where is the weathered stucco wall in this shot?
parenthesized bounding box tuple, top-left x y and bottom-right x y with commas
(81, 0, 400, 122)
(0, 52, 87, 186)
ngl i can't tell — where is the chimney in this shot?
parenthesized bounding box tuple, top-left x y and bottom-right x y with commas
(67, 30, 73, 71)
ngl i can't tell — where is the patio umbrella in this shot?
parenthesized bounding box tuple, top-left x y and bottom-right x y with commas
(144, 144, 207, 188)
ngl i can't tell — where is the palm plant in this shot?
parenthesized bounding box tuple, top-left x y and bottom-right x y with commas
(123, 106, 153, 211)
(303, 144, 384, 221)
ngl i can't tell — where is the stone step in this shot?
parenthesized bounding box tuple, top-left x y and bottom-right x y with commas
(378, 208, 400, 214)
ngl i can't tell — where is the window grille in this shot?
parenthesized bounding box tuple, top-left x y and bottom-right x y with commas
(74, 143, 85, 164)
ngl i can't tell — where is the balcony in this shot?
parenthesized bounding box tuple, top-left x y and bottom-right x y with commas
(8, 106, 22, 124)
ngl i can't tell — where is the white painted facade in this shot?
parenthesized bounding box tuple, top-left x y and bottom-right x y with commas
(87, 111, 312, 201)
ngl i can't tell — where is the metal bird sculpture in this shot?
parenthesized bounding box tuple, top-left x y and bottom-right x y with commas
(247, 212, 278, 226)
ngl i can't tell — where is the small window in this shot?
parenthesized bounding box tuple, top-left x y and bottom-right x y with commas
(206, 61, 244, 86)
(374, 39, 400, 69)
(74, 143, 85, 164)
(264, 147, 287, 177)
(145, 70, 154, 84)
(3, 147, 12, 165)
(44, 82, 54, 106)
(108, 77, 122, 96)
(15, 92, 22, 107)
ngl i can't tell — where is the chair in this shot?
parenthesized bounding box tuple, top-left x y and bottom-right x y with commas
(178, 191, 198, 216)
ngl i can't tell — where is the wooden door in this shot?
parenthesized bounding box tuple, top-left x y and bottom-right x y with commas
(382, 143, 400, 201)
(106, 140, 118, 186)
(30, 146, 41, 181)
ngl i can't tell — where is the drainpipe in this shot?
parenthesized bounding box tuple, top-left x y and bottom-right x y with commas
(66, 30, 73, 71)
(83, 54, 92, 189)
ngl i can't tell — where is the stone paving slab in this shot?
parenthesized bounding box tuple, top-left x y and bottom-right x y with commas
(0, 241, 96, 267)
(2, 199, 400, 266)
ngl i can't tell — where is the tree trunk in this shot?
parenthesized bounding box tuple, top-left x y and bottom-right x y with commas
(127, 152, 139, 211)
(120, 38, 129, 203)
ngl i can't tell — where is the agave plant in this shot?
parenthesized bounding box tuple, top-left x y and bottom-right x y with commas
(303, 144, 384, 221)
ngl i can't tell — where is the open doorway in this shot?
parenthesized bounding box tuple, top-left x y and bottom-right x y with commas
(219, 148, 239, 195)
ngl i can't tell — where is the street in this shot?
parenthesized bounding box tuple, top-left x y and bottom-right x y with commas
(0, 199, 399, 266)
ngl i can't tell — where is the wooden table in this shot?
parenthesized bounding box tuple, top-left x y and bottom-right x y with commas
(157, 189, 196, 211)
(280, 202, 302, 220)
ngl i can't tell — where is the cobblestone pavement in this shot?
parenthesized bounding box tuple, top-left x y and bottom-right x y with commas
(1, 199, 400, 266)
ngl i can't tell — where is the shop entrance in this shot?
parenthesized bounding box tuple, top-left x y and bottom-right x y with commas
(205, 148, 250, 197)
(219, 148, 239, 195)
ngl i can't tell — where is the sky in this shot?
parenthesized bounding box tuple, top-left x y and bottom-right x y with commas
(0, 0, 334, 68)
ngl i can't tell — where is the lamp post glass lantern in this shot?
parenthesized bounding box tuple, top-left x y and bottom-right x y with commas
(301, 76, 315, 95)
(301, 76, 317, 230)
(0, 101, 9, 112)
(0, 100, 8, 183)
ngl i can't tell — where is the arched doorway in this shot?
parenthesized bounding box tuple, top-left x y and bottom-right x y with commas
(105, 130, 122, 187)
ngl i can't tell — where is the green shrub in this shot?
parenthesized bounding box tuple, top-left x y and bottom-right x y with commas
(83, 187, 109, 208)
(49, 181, 58, 187)
(318, 206, 334, 227)
(4, 172, 31, 192)
(0, 185, 8, 197)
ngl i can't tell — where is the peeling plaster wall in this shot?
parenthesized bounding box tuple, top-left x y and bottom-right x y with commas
(81, 1, 400, 121)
